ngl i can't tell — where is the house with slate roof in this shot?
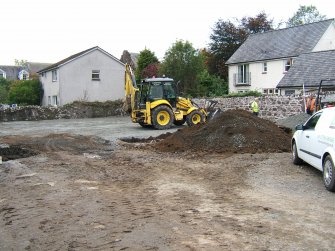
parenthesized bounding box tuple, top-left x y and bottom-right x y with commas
(38, 46, 125, 106)
(0, 62, 50, 81)
(226, 19, 335, 96)
(277, 50, 335, 95)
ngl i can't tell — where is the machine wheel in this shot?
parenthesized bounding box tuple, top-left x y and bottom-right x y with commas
(173, 118, 186, 126)
(151, 105, 173, 130)
(292, 141, 303, 165)
(186, 110, 205, 126)
(323, 155, 335, 192)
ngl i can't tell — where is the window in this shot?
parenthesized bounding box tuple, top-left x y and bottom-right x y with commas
(48, 96, 51, 106)
(52, 95, 58, 106)
(285, 90, 295, 96)
(262, 62, 267, 73)
(52, 70, 58, 82)
(238, 64, 250, 83)
(284, 58, 293, 72)
(0, 69, 6, 79)
(92, 70, 100, 80)
(263, 88, 280, 95)
(305, 113, 322, 130)
(18, 70, 29, 80)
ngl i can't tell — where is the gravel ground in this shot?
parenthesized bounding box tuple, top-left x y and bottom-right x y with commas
(1, 114, 335, 250)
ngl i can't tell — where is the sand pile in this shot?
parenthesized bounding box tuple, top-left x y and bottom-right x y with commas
(155, 109, 291, 153)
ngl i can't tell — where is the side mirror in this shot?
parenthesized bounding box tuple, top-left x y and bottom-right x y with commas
(295, 124, 304, 130)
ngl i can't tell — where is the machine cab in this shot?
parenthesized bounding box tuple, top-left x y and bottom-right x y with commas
(139, 78, 177, 107)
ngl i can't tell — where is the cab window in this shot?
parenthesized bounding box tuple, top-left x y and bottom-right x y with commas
(149, 84, 163, 100)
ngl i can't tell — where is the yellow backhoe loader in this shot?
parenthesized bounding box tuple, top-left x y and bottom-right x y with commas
(125, 63, 213, 130)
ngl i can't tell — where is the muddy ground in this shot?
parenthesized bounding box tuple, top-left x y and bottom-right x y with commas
(1, 114, 335, 250)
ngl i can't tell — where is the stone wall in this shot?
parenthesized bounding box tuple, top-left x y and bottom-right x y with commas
(0, 96, 305, 122)
(195, 95, 305, 121)
(0, 100, 125, 122)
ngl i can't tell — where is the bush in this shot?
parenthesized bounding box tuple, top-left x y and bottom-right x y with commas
(226, 90, 262, 97)
(0, 78, 12, 103)
(8, 80, 42, 105)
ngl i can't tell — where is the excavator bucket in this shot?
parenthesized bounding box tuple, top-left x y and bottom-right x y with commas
(205, 100, 222, 121)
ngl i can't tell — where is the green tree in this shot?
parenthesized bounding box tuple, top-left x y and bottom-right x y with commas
(0, 78, 12, 103)
(286, 5, 327, 27)
(160, 40, 206, 95)
(135, 49, 159, 80)
(8, 80, 42, 105)
(208, 12, 274, 80)
(14, 59, 28, 67)
(196, 70, 227, 97)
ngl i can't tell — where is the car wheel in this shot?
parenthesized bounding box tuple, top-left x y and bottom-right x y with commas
(292, 141, 303, 165)
(323, 155, 335, 192)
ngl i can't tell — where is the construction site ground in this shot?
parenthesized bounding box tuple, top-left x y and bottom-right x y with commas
(1, 114, 335, 250)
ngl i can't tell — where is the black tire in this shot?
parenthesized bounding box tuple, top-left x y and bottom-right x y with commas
(186, 110, 205, 126)
(323, 155, 335, 192)
(173, 118, 186, 126)
(151, 105, 173, 130)
(292, 141, 303, 165)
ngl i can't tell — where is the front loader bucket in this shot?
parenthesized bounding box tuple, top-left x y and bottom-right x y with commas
(206, 108, 221, 121)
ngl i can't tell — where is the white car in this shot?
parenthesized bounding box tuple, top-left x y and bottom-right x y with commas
(292, 107, 335, 192)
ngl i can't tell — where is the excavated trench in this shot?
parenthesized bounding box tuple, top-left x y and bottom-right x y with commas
(0, 145, 38, 161)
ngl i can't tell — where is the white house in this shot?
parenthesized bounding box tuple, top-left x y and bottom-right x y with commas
(226, 19, 335, 96)
(38, 46, 125, 106)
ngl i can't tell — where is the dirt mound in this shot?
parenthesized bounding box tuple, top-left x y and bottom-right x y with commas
(155, 109, 291, 154)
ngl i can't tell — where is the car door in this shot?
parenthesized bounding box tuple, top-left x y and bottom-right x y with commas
(298, 112, 323, 169)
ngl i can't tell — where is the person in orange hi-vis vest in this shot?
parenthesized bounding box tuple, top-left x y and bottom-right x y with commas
(306, 94, 316, 115)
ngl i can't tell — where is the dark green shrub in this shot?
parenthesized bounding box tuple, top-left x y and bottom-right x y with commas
(0, 78, 12, 103)
(8, 80, 42, 105)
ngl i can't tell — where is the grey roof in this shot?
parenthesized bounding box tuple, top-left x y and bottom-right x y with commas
(277, 49, 335, 88)
(0, 62, 51, 80)
(27, 62, 52, 74)
(38, 46, 124, 73)
(0, 66, 21, 80)
(226, 19, 334, 65)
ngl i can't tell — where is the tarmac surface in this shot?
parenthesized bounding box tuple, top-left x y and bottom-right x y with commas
(0, 116, 178, 141)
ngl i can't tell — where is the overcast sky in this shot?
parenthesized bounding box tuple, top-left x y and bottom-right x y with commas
(1, 0, 334, 65)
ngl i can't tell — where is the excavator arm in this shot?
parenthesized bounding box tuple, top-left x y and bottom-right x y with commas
(125, 63, 139, 112)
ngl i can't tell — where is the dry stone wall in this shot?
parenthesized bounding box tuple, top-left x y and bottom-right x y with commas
(195, 95, 305, 121)
(0, 96, 305, 122)
(0, 100, 125, 122)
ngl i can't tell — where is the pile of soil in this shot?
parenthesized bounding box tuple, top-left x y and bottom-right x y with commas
(155, 109, 291, 154)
